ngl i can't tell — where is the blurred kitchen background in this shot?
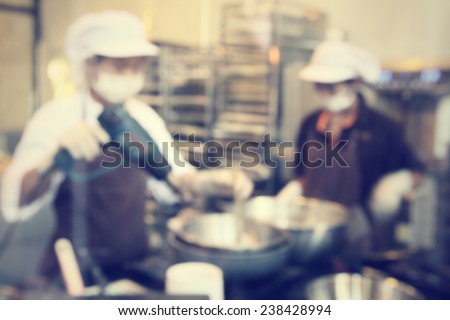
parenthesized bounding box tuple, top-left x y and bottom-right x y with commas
(0, 0, 450, 299)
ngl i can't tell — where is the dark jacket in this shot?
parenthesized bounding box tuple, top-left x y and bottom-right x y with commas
(294, 93, 425, 207)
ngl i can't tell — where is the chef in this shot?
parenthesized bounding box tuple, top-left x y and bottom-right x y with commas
(278, 40, 425, 253)
(0, 11, 253, 284)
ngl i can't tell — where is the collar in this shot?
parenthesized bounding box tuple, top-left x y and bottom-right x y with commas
(83, 91, 104, 122)
(316, 93, 368, 133)
(83, 91, 132, 123)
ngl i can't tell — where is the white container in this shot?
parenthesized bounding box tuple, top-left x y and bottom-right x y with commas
(165, 262, 224, 300)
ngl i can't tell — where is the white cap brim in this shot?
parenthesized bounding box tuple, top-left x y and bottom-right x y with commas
(91, 40, 160, 58)
(300, 64, 358, 83)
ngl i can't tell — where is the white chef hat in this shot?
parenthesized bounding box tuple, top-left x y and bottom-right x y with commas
(65, 10, 159, 61)
(65, 11, 159, 86)
(300, 40, 381, 84)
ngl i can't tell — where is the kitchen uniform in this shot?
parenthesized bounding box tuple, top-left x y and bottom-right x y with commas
(1, 92, 194, 280)
(1, 11, 254, 289)
(293, 93, 425, 254)
(294, 93, 425, 212)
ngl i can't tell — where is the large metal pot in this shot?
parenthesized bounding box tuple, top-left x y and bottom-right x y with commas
(244, 196, 349, 264)
(305, 272, 423, 300)
(167, 212, 293, 280)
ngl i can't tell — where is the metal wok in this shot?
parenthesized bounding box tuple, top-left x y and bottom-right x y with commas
(167, 212, 293, 280)
(244, 196, 349, 264)
(167, 212, 289, 251)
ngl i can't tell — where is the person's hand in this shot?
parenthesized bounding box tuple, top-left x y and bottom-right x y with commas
(369, 170, 414, 219)
(189, 168, 254, 200)
(59, 121, 110, 161)
(276, 179, 303, 201)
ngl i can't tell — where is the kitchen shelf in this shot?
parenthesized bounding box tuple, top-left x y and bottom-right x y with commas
(213, 0, 326, 193)
(216, 0, 326, 143)
(136, 94, 164, 106)
(136, 2, 326, 193)
(139, 45, 217, 148)
(222, 0, 326, 47)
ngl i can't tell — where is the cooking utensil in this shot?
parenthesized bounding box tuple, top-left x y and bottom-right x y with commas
(304, 272, 424, 300)
(233, 197, 245, 247)
(54, 238, 85, 297)
(167, 233, 292, 281)
(167, 212, 293, 280)
(168, 212, 288, 252)
(245, 196, 349, 264)
(232, 169, 248, 248)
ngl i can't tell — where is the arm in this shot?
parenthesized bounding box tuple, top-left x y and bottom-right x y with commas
(1, 141, 63, 222)
(386, 121, 426, 175)
(388, 121, 426, 191)
(127, 101, 253, 201)
(19, 150, 59, 206)
(369, 120, 427, 218)
(1, 100, 108, 221)
(0, 104, 60, 220)
(16, 120, 108, 209)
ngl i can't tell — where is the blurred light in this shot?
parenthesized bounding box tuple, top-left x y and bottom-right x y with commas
(215, 45, 225, 59)
(47, 58, 70, 83)
(268, 45, 280, 65)
(420, 68, 441, 83)
(385, 277, 399, 287)
(306, 10, 321, 21)
(47, 58, 76, 99)
(140, 7, 154, 40)
(378, 70, 393, 82)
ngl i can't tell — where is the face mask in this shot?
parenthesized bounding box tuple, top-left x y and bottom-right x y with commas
(321, 89, 356, 113)
(92, 71, 145, 104)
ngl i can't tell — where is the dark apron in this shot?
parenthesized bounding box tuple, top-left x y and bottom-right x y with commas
(302, 129, 372, 253)
(302, 129, 361, 207)
(39, 153, 149, 279)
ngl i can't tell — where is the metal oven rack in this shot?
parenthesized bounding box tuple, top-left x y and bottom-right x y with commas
(214, 0, 326, 191)
(137, 2, 326, 191)
(138, 44, 219, 170)
(139, 45, 217, 141)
